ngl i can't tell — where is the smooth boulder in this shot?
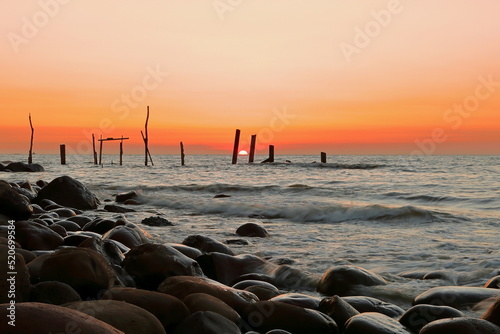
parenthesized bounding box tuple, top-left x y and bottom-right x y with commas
(183, 234, 235, 255)
(34, 175, 100, 210)
(175, 311, 241, 334)
(399, 304, 465, 333)
(183, 292, 241, 323)
(413, 286, 500, 309)
(14, 220, 64, 251)
(30, 281, 81, 305)
(0, 180, 33, 220)
(344, 312, 411, 334)
(236, 223, 270, 238)
(317, 265, 387, 296)
(420, 317, 500, 334)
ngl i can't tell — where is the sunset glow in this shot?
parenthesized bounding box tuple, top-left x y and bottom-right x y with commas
(1, 1, 499, 155)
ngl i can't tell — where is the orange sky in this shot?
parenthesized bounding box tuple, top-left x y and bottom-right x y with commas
(1, 0, 499, 155)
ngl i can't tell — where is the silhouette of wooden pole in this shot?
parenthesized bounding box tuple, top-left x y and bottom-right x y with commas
(28, 113, 34, 164)
(321, 152, 327, 163)
(60, 145, 66, 165)
(268, 145, 275, 163)
(92, 134, 98, 165)
(119, 136, 124, 166)
(141, 106, 154, 166)
(99, 135, 103, 165)
(180, 141, 185, 166)
(231, 129, 241, 164)
(248, 134, 256, 163)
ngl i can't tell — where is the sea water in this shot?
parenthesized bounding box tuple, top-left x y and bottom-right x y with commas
(2, 154, 499, 310)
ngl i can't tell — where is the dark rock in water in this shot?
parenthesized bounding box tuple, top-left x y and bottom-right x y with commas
(0, 180, 33, 220)
(183, 234, 235, 255)
(83, 218, 116, 234)
(66, 215, 92, 228)
(115, 190, 139, 203)
(4, 162, 44, 172)
(414, 286, 500, 309)
(49, 224, 67, 237)
(226, 238, 250, 245)
(34, 175, 100, 210)
(141, 216, 174, 226)
(317, 265, 387, 296)
(230, 273, 278, 287)
(236, 222, 270, 237)
(15, 220, 64, 251)
(36, 179, 48, 188)
(398, 270, 428, 279)
(318, 295, 360, 331)
(269, 293, 321, 310)
(50, 207, 77, 217)
(13, 184, 37, 201)
(423, 269, 457, 283)
(245, 284, 281, 301)
(214, 194, 231, 198)
(420, 317, 500, 334)
(399, 304, 465, 333)
(64, 300, 166, 334)
(63, 234, 92, 247)
(0, 302, 124, 334)
(248, 214, 266, 219)
(241, 301, 338, 334)
(0, 163, 4, 171)
(124, 198, 141, 205)
(233, 279, 279, 292)
(183, 293, 241, 323)
(0, 245, 31, 303)
(342, 296, 405, 318)
(53, 220, 81, 232)
(102, 287, 190, 331)
(485, 276, 500, 289)
(122, 243, 203, 290)
(103, 224, 151, 249)
(78, 236, 125, 267)
(175, 311, 241, 334)
(481, 297, 500, 327)
(270, 257, 295, 265)
(158, 276, 258, 313)
(344, 312, 411, 334)
(104, 204, 136, 213)
(39, 247, 116, 299)
(30, 281, 81, 305)
(168, 243, 203, 259)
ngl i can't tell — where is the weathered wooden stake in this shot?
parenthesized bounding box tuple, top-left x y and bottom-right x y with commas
(180, 141, 185, 166)
(28, 113, 34, 164)
(232, 129, 241, 164)
(142, 106, 154, 166)
(249, 134, 256, 163)
(321, 152, 327, 163)
(99, 135, 103, 165)
(268, 145, 275, 163)
(119, 136, 124, 166)
(60, 144, 66, 165)
(92, 134, 98, 165)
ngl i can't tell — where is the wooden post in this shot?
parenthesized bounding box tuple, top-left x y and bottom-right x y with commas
(231, 129, 241, 164)
(119, 136, 124, 166)
(268, 145, 274, 163)
(28, 113, 34, 164)
(92, 134, 98, 165)
(180, 141, 185, 166)
(60, 145, 66, 165)
(248, 134, 256, 163)
(321, 152, 327, 163)
(141, 106, 154, 166)
(99, 135, 103, 165)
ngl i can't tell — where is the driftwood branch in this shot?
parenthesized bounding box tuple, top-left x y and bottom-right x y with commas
(28, 113, 34, 164)
(143, 106, 154, 166)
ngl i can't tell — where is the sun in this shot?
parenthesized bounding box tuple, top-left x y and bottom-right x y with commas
(238, 150, 248, 155)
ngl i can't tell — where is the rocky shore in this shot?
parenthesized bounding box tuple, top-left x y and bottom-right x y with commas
(1, 174, 500, 333)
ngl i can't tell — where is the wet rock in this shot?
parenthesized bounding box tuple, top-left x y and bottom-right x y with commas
(399, 304, 465, 333)
(78, 237, 125, 267)
(236, 222, 270, 237)
(482, 297, 500, 327)
(485, 276, 500, 289)
(83, 218, 117, 234)
(168, 243, 203, 259)
(0, 180, 33, 220)
(122, 243, 203, 290)
(30, 281, 81, 305)
(0, 302, 124, 334)
(318, 295, 360, 331)
(183, 292, 241, 323)
(49, 223, 67, 237)
(214, 194, 231, 198)
(39, 247, 115, 299)
(158, 276, 258, 313)
(423, 270, 457, 283)
(175, 311, 241, 334)
(226, 238, 250, 245)
(103, 224, 151, 248)
(66, 215, 92, 228)
(183, 234, 235, 255)
(269, 293, 321, 309)
(343, 296, 405, 318)
(141, 216, 174, 226)
(241, 301, 338, 334)
(15, 220, 64, 250)
(0, 245, 31, 303)
(344, 312, 411, 334)
(230, 273, 278, 287)
(34, 175, 100, 210)
(420, 317, 500, 333)
(15, 248, 36, 264)
(317, 265, 387, 296)
(115, 190, 139, 203)
(233, 279, 279, 292)
(413, 286, 500, 309)
(102, 287, 190, 331)
(245, 284, 281, 301)
(64, 300, 166, 334)
(104, 204, 136, 213)
(4, 162, 44, 172)
(53, 220, 81, 231)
